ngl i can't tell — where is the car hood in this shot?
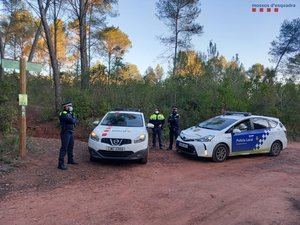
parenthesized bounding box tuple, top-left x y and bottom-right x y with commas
(180, 126, 220, 140)
(94, 125, 146, 139)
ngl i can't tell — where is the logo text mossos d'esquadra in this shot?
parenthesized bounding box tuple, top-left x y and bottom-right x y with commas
(251, 3, 296, 12)
(252, 3, 296, 8)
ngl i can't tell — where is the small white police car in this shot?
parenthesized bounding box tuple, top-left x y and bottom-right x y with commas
(88, 109, 153, 164)
(176, 112, 287, 162)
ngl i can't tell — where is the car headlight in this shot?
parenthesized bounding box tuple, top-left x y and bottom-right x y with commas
(134, 134, 146, 143)
(179, 131, 185, 140)
(196, 135, 215, 142)
(90, 131, 100, 142)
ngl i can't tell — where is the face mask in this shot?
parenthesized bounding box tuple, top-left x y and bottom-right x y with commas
(69, 106, 73, 112)
(155, 111, 159, 114)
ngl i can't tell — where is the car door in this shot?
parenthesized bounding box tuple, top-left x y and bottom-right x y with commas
(230, 119, 256, 152)
(250, 117, 272, 152)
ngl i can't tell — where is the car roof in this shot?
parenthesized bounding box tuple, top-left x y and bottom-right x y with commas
(219, 115, 248, 120)
(219, 114, 279, 121)
(251, 115, 280, 121)
(108, 110, 143, 115)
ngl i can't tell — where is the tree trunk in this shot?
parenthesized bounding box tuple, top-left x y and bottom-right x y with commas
(79, 0, 89, 89)
(172, 11, 179, 77)
(28, 0, 51, 62)
(274, 33, 296, 74)
(0, 34, 4, 80)
(28, 23, 42, 62)
(173, 33, 178, 77)
(88, 4, 94, 69)
(54, 0, 58, 59)
(38, 0, 62, 112)
(88, 24, 91, 69)
(76, 54, 79, 77)
(108, 52, 111, 77)
(13, 37, 17, 60)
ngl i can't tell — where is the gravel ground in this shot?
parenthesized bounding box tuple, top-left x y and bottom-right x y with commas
(0, 138, 299, 225)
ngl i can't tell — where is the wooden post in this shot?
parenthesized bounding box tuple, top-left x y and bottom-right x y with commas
(19, 57, 26, 158)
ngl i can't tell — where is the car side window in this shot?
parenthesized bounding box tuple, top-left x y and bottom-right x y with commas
(231, 119, 252, 132)
(252, 118, 270, 129)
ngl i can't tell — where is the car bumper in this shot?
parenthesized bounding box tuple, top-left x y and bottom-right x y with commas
(282, 137, 288, 150)
(89, 147, 148, 160)
(176, 141, 198, 156)
(176, 138, 214, 157)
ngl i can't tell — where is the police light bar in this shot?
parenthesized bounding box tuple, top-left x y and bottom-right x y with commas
(224, 111, 252, 116)
(113, 107, 141, 112)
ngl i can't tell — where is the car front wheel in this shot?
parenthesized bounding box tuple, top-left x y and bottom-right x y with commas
(139, 150, 148, 164)
(212, 144, 228, 162)
(269, 141, 282, 156)
(90, 156, 98, 162)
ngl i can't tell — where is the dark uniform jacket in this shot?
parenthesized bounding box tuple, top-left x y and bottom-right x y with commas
(149, 113, 165, 128)
(168, 113, 180, 130)
(59, 110, 77, 132)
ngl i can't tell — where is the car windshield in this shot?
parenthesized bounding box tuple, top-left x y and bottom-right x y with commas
(198, 116, 237, 131)
(101, 113, 143, 127)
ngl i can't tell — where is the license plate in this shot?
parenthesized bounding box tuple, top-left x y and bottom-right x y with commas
(106, 146, 125, 151)
(179, 142, 188, 148)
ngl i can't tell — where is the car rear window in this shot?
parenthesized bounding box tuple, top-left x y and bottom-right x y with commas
(252, 118, 270, 129)
(101, 113, 144, 127)
(268, 120, 278, 128)
(198, 116, 237, 131)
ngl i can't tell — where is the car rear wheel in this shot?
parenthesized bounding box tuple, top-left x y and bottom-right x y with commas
(212, 144, 228, 162)
(269, 141, 282, 156)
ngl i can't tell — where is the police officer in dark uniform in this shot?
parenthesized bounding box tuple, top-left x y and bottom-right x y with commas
(168, 106, 180, 150)
(149, 108, 165, 149)
(58, 101, 78, 170)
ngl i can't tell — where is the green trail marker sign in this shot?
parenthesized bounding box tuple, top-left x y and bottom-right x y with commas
(0, 58, 19, 69)
(19, 94, 28, 106)
(1, 57, 43, 158)
(0, 58, 43, 72)
(26, 62, 43, 73)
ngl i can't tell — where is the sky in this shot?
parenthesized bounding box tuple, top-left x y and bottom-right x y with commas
(107, 0, 299, 75)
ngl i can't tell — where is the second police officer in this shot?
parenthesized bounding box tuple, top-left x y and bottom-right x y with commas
(168, 106, 180, 150)
(149, 108, 165, 149)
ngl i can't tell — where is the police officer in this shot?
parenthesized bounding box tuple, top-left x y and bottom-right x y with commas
(168, 106, 180, 150)
(149, 108, 165, 149)
(58, 101, 78, 170)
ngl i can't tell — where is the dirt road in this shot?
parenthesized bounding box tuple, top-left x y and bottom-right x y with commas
(0, 138, 299, 225)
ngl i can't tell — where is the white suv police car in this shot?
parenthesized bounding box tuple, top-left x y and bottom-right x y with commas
(88, 109, 153, 164)
(176, 112, 287, 162)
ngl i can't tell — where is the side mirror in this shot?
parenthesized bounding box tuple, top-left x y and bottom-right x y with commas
(92, 120, 100, 126)
(146, 123, 154, 129)
(233, 128, 241, 134)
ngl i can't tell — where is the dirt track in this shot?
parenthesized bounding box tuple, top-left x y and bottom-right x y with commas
(0, 138, 299, 225)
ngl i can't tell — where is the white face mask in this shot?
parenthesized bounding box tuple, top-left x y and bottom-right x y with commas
(155, 110, 159, 114)
(68, 106, 73, 112)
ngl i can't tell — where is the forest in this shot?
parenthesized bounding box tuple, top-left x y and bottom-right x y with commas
(0, 0, 299, 155)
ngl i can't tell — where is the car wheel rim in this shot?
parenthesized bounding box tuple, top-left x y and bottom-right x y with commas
(272, 143, 281, 154)
(216, 146, 226, 161)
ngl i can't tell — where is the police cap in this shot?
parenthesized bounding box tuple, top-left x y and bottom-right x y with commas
(62, 101, 72, 107)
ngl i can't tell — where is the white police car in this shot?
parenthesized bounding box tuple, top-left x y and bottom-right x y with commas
(176, 112, 287, 162)
(88, 109, 153, 164)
